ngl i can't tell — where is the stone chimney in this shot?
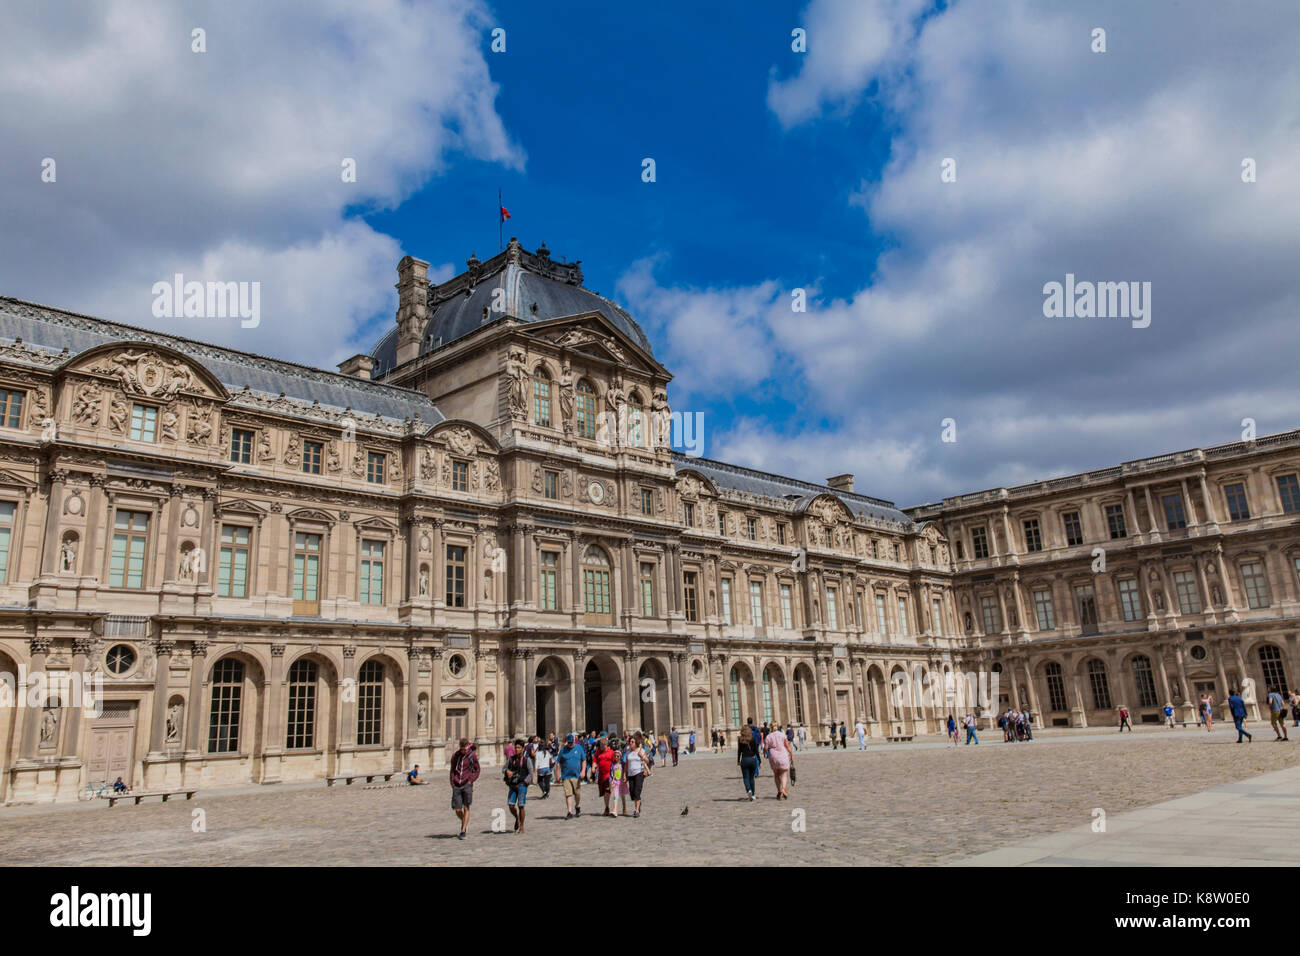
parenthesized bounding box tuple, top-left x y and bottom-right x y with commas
(395, 256, 430, 367)
(827, 474, 854, 493)
(337, 354, 375, 380)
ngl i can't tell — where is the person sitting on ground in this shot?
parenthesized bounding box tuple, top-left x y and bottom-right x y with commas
(407, 764, 425, 785)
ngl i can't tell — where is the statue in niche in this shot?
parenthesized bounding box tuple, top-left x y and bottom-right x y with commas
(166, 703, 182, 742)
(417, 700, 427, 731)
(418, 569, 429, 597)
(1153, 589, 1165, 611)
(1211, 584, 1222, 605)
(60, 539, 77, 573)
(40, 707, 59, 744)
(559, 363, 575, 434)
(484, 699, 494, 728)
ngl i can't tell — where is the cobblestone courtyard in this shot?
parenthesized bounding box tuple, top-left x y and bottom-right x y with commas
(5, 728, 1298, 866)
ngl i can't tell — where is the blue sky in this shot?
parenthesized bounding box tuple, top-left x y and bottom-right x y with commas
(3, 0, 1299, 505)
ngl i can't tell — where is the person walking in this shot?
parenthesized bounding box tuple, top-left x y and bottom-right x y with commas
(855, 719, 866, 750)
(1204, 694, 1215, 732)
(711, 729, 720, 753)
(1228, 688, 1253, 744)
(448, 738, 480, 841)
(737, 725, 760, 801)
(689, 730, 697, 754)
(828, 720, 837, 750)
(503, 738, 534, 834)
(669, 728, 680, 766)
(624, 734, 651, 817)
(1163, 702, 1175, 729)
(594, 738, 618, 816)
(798, 725, 806, 751)
(963, 713, 978, 745)
(1267, 686, 1290, 741)
(658, 734, 669, 766)
(1291, 689, 1300, 729)
(947, 714, 958, 746)
(534, 739, 553, 798)
(839, 721, 848, 750)
(1118, 705, 1132, 732)
(764, 722, 793, 799)
(556, 733, 586, 820)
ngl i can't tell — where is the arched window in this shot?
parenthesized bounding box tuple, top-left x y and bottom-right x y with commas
(207, 658, 244, 754)
(1132, 655, 1158, 708)
(793, 674, 805, 724)
(532, 368, 551, 427)
(357, 660, 384, 746)
(575, 380, 596, 439)
(1258, 644, 1289, 694)
(729, 667, 741, 725)
(1044, 661, 1068, 712)
(1087, 659, 1112, 710)
(627, 391, 644, 447)
(286, 659, 318, 749)
(762, 667, 774, 723)
(582, 546, 611, 620)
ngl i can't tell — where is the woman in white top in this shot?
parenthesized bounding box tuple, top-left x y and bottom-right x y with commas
(534, 742, 553, 798)
(623, 733, 651, 818)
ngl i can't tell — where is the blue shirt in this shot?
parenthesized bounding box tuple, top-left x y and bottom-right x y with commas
(556, 745, 585, 780)
(1228, 695, 1247, 719)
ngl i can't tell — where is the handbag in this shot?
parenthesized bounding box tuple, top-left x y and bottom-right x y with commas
(789, 764, 797, 784)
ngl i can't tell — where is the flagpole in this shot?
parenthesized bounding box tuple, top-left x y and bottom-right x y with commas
(499, 188, 503, 252)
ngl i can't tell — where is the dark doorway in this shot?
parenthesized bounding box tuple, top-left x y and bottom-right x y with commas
(584, 660, 603, 733)
(536, 685, 555, 739)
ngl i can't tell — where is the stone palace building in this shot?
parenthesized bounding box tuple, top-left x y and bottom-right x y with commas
(0, 238, 1297, 802)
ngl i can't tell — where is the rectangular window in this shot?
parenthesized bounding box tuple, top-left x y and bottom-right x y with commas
(452, 460, 469, 492)
(230, 428, 254, 464)
(931, 597, 943, 634)
(539, 551, 558, 610)
(1062, 511, 1083, 547)
(875, 594, 887, 633)
(1033, 589, 1055, 630)
(1074, 584, 1098, 635)
(980, 595, 1001, 635)
(641, 488, 654, 516)
(545, 471, 558, 500)
(1023, 519, 1042, 553)
(129, 405, 157, 442)
(1162, 494, 1187, 530)
(718, 512, 726, 535)
(217, 525, 250, 597)
(780, 584, 793, 629)
(721, 578, 732, 625)
(366, 452, 386, 484)
(445, 545, 466, 608)
(1118, 578, 1142, 622)
(971, 526, 989, 559)
(1173, 569, 1200, 614)
(302, 440, 323, 475)
(777, 524, 786, 545)
(292, 533, 321, 603)
(1105, 503, 1127, 539)
(0, 389, 24, 428)
(825, 588, 838, 629)
(1241, 561, 1270, 609)
(110, 510, 150, 588)
(897, 596, 909, 636)
(858, 593, 867, 631)
(0, 502, 14, 583)
(1277, 474, 1300, 515)
(1221, 483, 1249, 521)
(749, 581, 764, 628)
(746, 517, 756, 541)
(683, 501, 695, 526)
(584, 567, 612, 616)
(640, 562, 655, 616)
(360, 540, 385, 604)
(682, 571, 698, 622)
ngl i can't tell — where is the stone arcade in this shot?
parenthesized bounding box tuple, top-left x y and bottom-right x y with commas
(0, 237, 1296, 802)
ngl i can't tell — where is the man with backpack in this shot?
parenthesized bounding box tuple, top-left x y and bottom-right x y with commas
(448, 738, 480, 841)
(503, 737, 534, 834)
(1118, 705, 1132, 732)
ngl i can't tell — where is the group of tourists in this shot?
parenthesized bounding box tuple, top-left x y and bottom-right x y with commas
(736, 718, 793, 800)
(995, 708, 1034, 742)
(944, 713, 981, 745)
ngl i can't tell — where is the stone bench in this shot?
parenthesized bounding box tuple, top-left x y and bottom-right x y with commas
(326, 771, 399, 787)
(885, 735, 914, 743)
(107, 789, 197, 807)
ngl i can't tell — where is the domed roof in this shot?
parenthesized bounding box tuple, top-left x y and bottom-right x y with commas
(370, 239, 653, 374)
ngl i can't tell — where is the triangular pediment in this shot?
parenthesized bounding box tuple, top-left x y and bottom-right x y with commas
(527, 313, 667, 377)
(441, 688, 476, 702)
(0, 469, 36, 490)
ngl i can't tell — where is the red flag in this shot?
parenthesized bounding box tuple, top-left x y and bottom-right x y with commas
(500, 205, 511, 222)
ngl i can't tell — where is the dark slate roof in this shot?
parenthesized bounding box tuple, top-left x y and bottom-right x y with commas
(0, 297, 444, 426)
(370, 239, 653, 374)
(673, 453, 914, 529)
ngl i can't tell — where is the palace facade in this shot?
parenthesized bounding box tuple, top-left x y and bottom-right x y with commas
(0, 238, 1296, 802)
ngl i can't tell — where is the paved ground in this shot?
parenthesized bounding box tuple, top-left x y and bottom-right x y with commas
(4, 725, 1298, 866)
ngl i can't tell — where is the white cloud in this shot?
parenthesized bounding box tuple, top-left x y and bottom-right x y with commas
(0, 0, 522, 366)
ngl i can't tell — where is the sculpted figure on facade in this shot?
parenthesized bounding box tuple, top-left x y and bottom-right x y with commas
(186, 402, 213, 444)
(166, 704, 181, 743)
(71, 383, 103, 426)
(650, 389, 670, 448)
(506, 348, 528, 419)
(160, 409, 180, 442)
(60, 539, 77, 573)
(326, 440, 342, 473)
(283, 435, 301, 466)
(107, 398, 128, 433)
(558, 362, 575, 435)
(257, 432, 274, 463)
(420, 448, 435, 480)
(482, 458, 501, 492)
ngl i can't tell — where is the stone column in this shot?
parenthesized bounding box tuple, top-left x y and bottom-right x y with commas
(20, 636, 53, 759)
(1214, 646, 1231, 718)
(510, 649, 526, 737)
(1154, 645, 1173, 709)
(1022, 660, 1042, 727)
(429, 648, 444, 749)
(783, 656, 795, 726)
(1181, 479, 1198, 525)
(1143, 486, 1160, 534)
(1232, 643, 1260, 719)
(623, 650, 639, 732)
(1173, 644, 1194, 721)
(472, 648, 487, 745)
(571, 650, 585, 733)
(340, 645, 358, 750)
(148, 639, 176, 753)
(185, 640, 210, 753)
(524, 649, 537, 735)
(62, 637, 95, 761)
(1069, 663, 1088, 727)
(264, 643, 287, 757)
(406, 645, 425, 744)
(40, 472, 66, 578)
